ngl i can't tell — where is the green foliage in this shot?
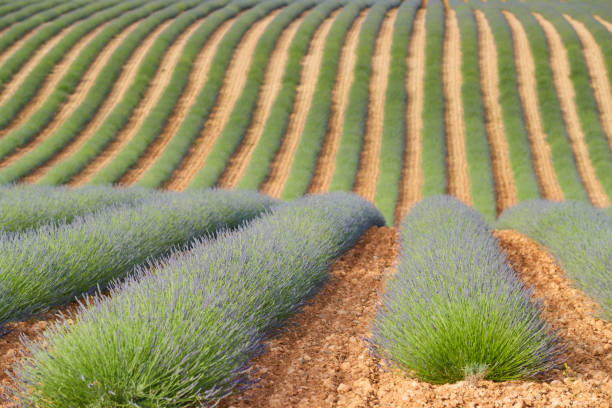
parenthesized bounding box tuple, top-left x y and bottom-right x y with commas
(0, 0, 62, 32)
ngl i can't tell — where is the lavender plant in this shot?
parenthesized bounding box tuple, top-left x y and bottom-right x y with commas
(0, 184, 153, 232)
(0, 189, 275, 329)
(11, 192, 384, 407)
(497, 199, 612, 320)
(371, 196, 562, 383)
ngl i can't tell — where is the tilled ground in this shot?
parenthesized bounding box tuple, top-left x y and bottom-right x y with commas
(0, 227, 610, 407)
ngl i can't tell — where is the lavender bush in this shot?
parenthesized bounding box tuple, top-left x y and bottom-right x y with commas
(497, 199, 612, 320)
(0, 184, 154, 232)
(371, 196, 562, 383)
(0, 189, 275, 329)
(11, 192, 384, 407)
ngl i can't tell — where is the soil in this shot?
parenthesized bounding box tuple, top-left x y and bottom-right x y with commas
(69, 17, 204, 187)
(119, 16, 238, 186)
(352, 9, 397, 202)
(0, 25, 44, 76)
(564, 14, 612, 153)
(443, 7, 472, 206)
(217, 12, 306, 189)
(594, 15, 612, 35)
(0, 21, 136, 172)
(533, 12, 610, 208)
(395, 4, 427, 224)
(307, 9, 368, 195)
(165, 10, 281, 192)
(25, 19, 174, 183)
(260, 9, 340, 198)
(503, 11, 564, 202)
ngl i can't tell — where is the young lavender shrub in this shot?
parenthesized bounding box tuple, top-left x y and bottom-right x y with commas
(370, 196, 562, 384)
(0, 184, 154, 232)
(11, 192, 384, 407)
(497, 199, 612, 320)
(0, 189, 275, 329)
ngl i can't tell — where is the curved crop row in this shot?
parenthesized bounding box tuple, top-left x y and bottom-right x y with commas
(374, 0, 420, 225)
(278, 0, 370, 200)
(509, 5, 587, 201)
(11, 192, 384, 407)
(84, 0, 271, 186)
(42, 0, 237, 186)
(236, 0, 344, 191)
(0, 189, 275, 329)
(497, 199, 612, 320)
(371, 195, 562, 384)
(328, 2, 394, 192)
(0, 0, 62, 32)
(0, 184, 153, 233)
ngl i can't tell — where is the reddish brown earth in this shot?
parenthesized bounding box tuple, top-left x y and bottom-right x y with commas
(1, 228, 611, 407)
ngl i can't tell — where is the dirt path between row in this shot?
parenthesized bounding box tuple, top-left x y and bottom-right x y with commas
(0, 24, 77, 108)
(353, 8, 397, 202)
(24, 19, 174, 183)
(0, 21, 138, 173)
(217, 14, 306, 189)
(260, 10, 339, 198)
(443, 6, 472, 206)
(564, 14, 612, 154)
(594, 15, 612, 34)
(503, 11, 564, 202)
(475, 9, 518, 215)
(69, 18, 206, 187)
(118, 17, 237, 186)
(0, 25, 44, 75)
(307, 9, 368, 195)
(395, 4, 427, 224)
(165, 10, 281, 191)
(533, 12, 610, 208)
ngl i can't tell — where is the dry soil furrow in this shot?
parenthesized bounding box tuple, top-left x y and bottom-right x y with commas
(352, 8, 398, 202)
(306, 10, 368, 194)
(564, 14, 612, 153)
(0, 25, 44, 70)
(69, 18, 206, 187)
(23, 19, 174, 183)
(395, 5, 427, 224)
(443, 7, 472, 205)
(503, 11, 564, 201)
(594, 15, 612, 34)
(533, 12, 610, 208)
(475, 9, 518, 215)
(217, 13, 305, 189)
(259, 10, 339, 198)
(0, 24, 77, 107)
(117, 17, 237, 186)
(0, 22, 108, 141)
(163, 11, 282, 191)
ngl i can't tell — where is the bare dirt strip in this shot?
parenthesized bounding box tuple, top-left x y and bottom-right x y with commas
(215, 226, 611, 407)
(23, 19, 174, 183)
(564, 14, 612, 154)
(163, 10, 281, 191)
(474, 9, 518, 215)
(443, 6, 472, 206)
(117, 17, 238, 186)
(0, 24, 75, 107)
(0, 25, 44, 72)
(533, 12, 610, 208)
(69, 18, 206, 187)
(353, 8, 398, 203)
(594, 15, 612, 34)
(0, 21, 138, 173)
(503, 11, 564, 202)
(394, 4, 427, 225)
(307, 9, 368, 195)
(259, 10, 340, 199)
(217, 13, 306, 189)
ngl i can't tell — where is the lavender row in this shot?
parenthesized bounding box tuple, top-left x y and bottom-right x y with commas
(497, 199, 612, 320)
(0, 184, 154, 232)
(0, 189, 276, 329)
(371, 196, 562, 383)
(11, 192, 384, 407)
